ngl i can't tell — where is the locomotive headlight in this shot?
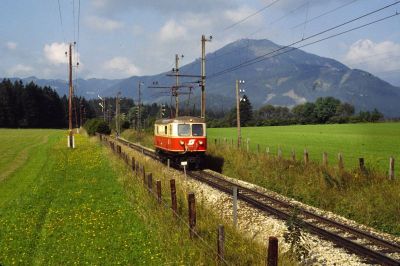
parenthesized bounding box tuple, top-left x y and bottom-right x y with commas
(198, 140, 203, 145)
(179, 140, 184, 145)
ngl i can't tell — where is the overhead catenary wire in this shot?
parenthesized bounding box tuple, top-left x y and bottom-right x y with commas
(210, 12, 400, 79)
(208, 0, 362, 64)
(291, 0, 359, 29)
(57, 0, 66, 43)
(209, 3, 400, 79)
(222, 0, 282, 31)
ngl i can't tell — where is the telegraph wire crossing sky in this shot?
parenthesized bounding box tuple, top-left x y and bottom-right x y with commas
(0, 0, 399, 86)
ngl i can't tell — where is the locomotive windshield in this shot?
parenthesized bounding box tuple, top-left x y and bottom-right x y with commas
(192, 124, 203, 136)
(178, 124, 190, 136)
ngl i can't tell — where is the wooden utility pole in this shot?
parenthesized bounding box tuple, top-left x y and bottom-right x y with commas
(68, 43, 73, 131)
(80, 101, 83, 128)
(115, 92, 121, 136)
(175, 54, 179, 117)
(68, 43, 74, 148)
(138, 82, 143, 131)
(200, 35, 211, 119)
(236, 80, 244, 148)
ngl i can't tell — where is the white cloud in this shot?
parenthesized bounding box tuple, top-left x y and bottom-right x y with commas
(44, 42, 69, 65)
(86, 16, 124, 31)
(103, 57, 141, 77)
(6, 64, 34, 77)
(344, 39, 400, 73)
(6, 41, 17, 50)
(158, 20, 187, 42)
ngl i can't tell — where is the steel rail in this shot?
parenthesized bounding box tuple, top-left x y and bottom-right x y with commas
(110, 135, 400, 266)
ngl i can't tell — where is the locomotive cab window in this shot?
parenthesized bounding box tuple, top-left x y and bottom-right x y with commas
(192, 124, 204, 136)
(178, 124, 190, 136)
(164, 126, 167, 135)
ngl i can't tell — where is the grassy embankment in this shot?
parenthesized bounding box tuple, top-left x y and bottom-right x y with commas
(122, 123, 400, 236)
(207, 123, 400, 236)
(0, 129, 294, 265)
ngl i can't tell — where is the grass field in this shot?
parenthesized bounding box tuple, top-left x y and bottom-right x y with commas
(121, 125, 400, 236)
(207, 122, 400, 172)
(0, 129, 286, 265)
(0, 129, 168, 264)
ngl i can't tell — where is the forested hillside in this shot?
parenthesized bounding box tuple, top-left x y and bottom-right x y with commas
(0, 79, 92, 128)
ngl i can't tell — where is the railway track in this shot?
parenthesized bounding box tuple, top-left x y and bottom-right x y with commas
(111, 136, 400, 265)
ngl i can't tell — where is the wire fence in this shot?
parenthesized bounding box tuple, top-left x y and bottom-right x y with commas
(98, 134, 280, 265)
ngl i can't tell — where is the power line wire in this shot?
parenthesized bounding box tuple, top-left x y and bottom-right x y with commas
(291, 0, 359, 29)
(209, 2, 400, 78)
(208, 0, 360, 63)
(57, 0, 66, 43)
(222, 0, 281, 31)
(209, 12, 399, 79)
(73, 0, 76, 43)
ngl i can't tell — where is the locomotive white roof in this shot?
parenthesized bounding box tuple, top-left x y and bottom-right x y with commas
(155, 116, 205, 125)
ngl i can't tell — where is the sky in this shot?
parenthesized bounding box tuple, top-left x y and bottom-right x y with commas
(1, 0, 400, 86)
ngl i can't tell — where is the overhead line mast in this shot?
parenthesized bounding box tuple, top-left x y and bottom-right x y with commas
(201, 35, 212, 119)
(67, 43, 74, 148)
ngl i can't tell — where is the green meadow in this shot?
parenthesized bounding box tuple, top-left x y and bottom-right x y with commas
(207, 122, 400, 172)
(0, 130, 166, 264)
(0, 129, 284, 265)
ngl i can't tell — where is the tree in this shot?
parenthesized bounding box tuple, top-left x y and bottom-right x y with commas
(314, 97, 341, 123)
(370, 108, 383, 122)
(292, 102, 317, 124)
(239, 94, 253, 126)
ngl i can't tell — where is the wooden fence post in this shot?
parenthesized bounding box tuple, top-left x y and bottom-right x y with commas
(303, 149, 309, 165)
(266, 147, 270, 158)
(131, 157, 135, 172)
(278, 147, 282, 160)
(359, 158, 366, 173)
(188, 192, 196, 238)
(217, 225, 225, 264)
(389, 157, 395, 179)
(291, 149, 296, 161)
(156, 180, 162, 204)
(338, 153, 344, 171)
(246, 138, 250, 152)
(323, 152, 328, 167)
(143, 166, 146, 184)
(147, 173, 153, 193)
(233, 186, 238, 227)
(267, 236, 278, 266)
(170, 179, 177, 216)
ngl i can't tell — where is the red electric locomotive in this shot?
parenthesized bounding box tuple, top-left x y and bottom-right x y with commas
(154, 116, 207, 169)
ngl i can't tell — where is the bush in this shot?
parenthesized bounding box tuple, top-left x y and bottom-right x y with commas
(84, 118, 111, 135)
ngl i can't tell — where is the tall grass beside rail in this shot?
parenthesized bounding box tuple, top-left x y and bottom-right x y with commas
(105, 136, 298, 265)
(121, 127, 400, 236)
(207, 143, 400, 236)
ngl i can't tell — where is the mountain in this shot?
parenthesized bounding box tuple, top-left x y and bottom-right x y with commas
(3, 39, 400, 117)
